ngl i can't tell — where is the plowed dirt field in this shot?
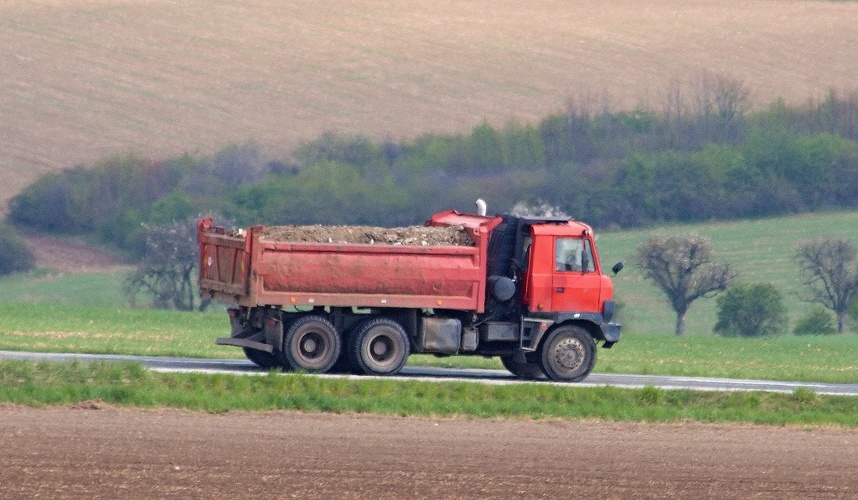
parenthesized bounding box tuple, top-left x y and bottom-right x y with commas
(3, 0, 858, 207)
(2, 406, 856, 499)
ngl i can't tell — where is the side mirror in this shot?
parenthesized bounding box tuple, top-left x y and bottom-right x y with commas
(611, 262, 624, 276)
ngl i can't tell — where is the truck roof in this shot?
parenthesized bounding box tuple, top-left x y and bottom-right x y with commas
(529, 219, 594, 237)
(429, 210, 593, 237)
(427, 210, 503, 231)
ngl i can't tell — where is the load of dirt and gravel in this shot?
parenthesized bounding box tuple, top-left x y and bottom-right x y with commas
(260, 224, 473, 246)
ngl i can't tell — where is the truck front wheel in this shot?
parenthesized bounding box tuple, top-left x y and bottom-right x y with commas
(282, 315, 341, 373)
(349, 318, 410, 376)
(539, 325, 596, 382)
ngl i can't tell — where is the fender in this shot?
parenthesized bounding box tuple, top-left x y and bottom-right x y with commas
(521, 313, 620, 351)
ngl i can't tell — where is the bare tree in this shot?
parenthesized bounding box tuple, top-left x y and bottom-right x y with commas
(796, 238, 858, 333)
(125, 219, 210, 311)
(712, 74, 750, 123)
(688, 70, 751, 143)
(691, 71, 717, 120)
(637, 234, 735, 335)
(662, 77, 687, 120)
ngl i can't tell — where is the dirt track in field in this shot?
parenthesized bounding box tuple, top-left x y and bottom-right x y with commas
(2, 406, 856, 499)
(21, 233, 128, 273)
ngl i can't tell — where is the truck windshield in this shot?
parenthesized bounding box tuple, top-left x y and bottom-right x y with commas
(555, 238, 595, 272)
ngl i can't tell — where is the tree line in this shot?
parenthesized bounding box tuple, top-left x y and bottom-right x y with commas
(7, 81, 858, 258)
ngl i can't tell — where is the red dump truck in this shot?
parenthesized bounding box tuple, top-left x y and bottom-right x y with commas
(198, 209, 622, 382)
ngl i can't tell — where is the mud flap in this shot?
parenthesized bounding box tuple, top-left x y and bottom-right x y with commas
(264, 316, 284, 352)
(216, 333, 273, 353)
(219, 308, 277, 354)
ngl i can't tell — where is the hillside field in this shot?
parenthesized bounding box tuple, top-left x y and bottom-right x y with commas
(2, 212, 858, 382)
(2, 0, 858, 209)
(598, 210, 858, 336)
(4, 210, 858, 339)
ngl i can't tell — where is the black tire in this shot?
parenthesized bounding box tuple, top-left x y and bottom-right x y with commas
(538, 325, 596, 382)
(327, 329, 356, 374)
(282, 315, 341, 373)
(327, 353, 355, 374)
(500, 354, 545, 380)
(349, 318, 410, 376)
(242, 347, 281, 369)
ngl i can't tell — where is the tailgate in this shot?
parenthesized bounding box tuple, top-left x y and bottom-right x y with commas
(197, 218, 255, 302)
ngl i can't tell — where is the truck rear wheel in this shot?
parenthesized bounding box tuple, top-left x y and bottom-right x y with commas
(243, 347, 281, 369)
(539, 325, 596, 382)
(349, 318, 410, 376)
(500, 355, 545, 380)
(282, 315, 341, 373)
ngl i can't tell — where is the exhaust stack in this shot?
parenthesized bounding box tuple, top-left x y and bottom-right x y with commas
(475, 199, 487, 216)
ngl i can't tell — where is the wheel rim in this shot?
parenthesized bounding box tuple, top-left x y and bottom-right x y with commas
(351, 319, 409, 375)
(284, 316, 340, 372)
(552, 337, 585, 373)
(365, 331, 397, 367)
(298, 332, 325, 362)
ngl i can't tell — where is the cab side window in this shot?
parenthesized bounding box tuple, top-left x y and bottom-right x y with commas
(521, 236, 533, 272)
(555, 238, 595, 272)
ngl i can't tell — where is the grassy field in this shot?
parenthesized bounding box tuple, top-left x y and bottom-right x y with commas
(597, 210, 858, 337)
(0, 303, 234, 359)
(3, 217, 857, 426)
(2, 360, 856, 426)
(1, 210, 857, 383)
(2, 0, 857, 208)
(0, 270, 129, 307)
(5, 210, 857, 336)
(1, 301, 857, 384)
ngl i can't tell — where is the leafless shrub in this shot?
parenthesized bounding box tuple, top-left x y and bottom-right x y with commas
(637, 234, 735, 335)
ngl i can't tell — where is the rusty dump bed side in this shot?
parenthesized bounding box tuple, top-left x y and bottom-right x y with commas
(197, 217, 497, 312)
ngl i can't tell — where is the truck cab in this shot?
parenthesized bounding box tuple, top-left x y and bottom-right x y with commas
(522, 221, 612, 317)
(430, 211, 621, 357)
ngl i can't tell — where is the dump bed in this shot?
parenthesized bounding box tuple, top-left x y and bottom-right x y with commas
(198, 216, 499, 312)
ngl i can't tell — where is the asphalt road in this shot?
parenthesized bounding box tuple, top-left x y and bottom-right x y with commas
(2, 350, 857, 396)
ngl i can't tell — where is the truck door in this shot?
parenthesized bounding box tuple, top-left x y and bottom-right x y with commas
(550, 237, 602, 313)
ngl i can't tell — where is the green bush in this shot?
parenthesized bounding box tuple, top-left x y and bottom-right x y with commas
(794, 306, 838, 336)
(0, 224, 35, 275)
(714, 282, 788, 337)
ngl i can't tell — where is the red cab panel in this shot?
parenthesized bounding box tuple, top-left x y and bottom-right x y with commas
(522, 222, 607, 314)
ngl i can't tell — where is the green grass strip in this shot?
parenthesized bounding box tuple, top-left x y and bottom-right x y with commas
(0, 302, 235, 359)
(3, 302, 857, 384)
(2, 360, 856, 427)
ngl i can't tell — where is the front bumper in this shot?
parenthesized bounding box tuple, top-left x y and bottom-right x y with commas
(600, 322, 621, 348)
